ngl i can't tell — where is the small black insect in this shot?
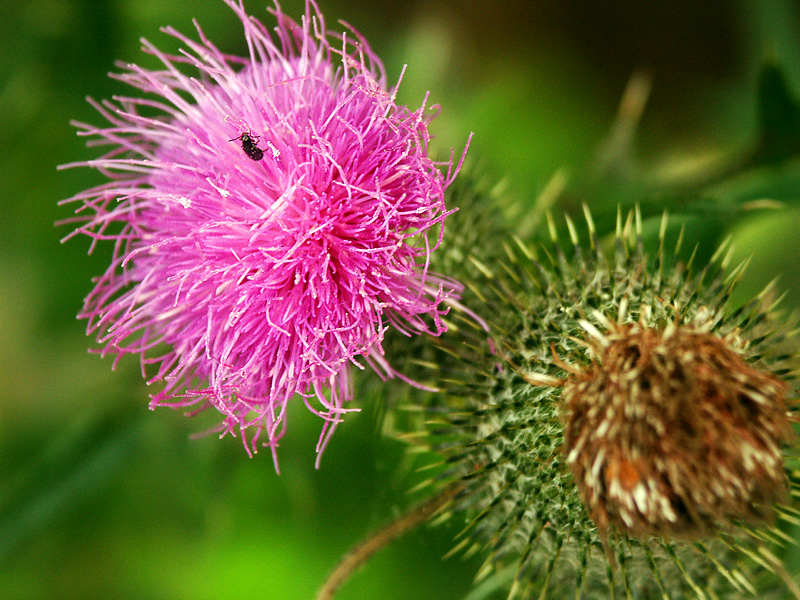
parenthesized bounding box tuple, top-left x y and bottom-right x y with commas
(229, 132, 264, 161)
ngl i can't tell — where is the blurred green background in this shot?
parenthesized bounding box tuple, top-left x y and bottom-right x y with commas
(2, 1, 800, 599)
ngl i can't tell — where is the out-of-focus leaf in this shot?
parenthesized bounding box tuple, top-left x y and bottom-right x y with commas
(703, 155, 800, 207)
(756, 62, 800, 164)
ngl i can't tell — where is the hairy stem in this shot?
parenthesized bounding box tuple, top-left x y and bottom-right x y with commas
(315, 483, 463, 600)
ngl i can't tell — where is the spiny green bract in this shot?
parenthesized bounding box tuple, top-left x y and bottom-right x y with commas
(396, 175, 800, 599)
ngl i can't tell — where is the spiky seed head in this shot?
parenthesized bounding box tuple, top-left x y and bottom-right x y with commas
(563, 319, 792, 538)
(393, 183, 800, 599)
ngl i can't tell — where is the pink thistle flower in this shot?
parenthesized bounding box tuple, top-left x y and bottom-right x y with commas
(59, 0, 468, 469)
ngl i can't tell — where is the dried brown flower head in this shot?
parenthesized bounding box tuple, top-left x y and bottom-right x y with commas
(563, 314, 793, 538)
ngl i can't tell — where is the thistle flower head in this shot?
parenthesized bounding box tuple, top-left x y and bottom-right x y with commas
(402, 182, 800, 598)
(60, 0, 466, 467)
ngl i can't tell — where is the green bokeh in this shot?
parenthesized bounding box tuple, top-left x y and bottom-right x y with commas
(1, 1, 799, 599)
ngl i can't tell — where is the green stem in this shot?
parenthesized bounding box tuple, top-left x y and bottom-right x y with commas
(315, 483, 463, 600)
